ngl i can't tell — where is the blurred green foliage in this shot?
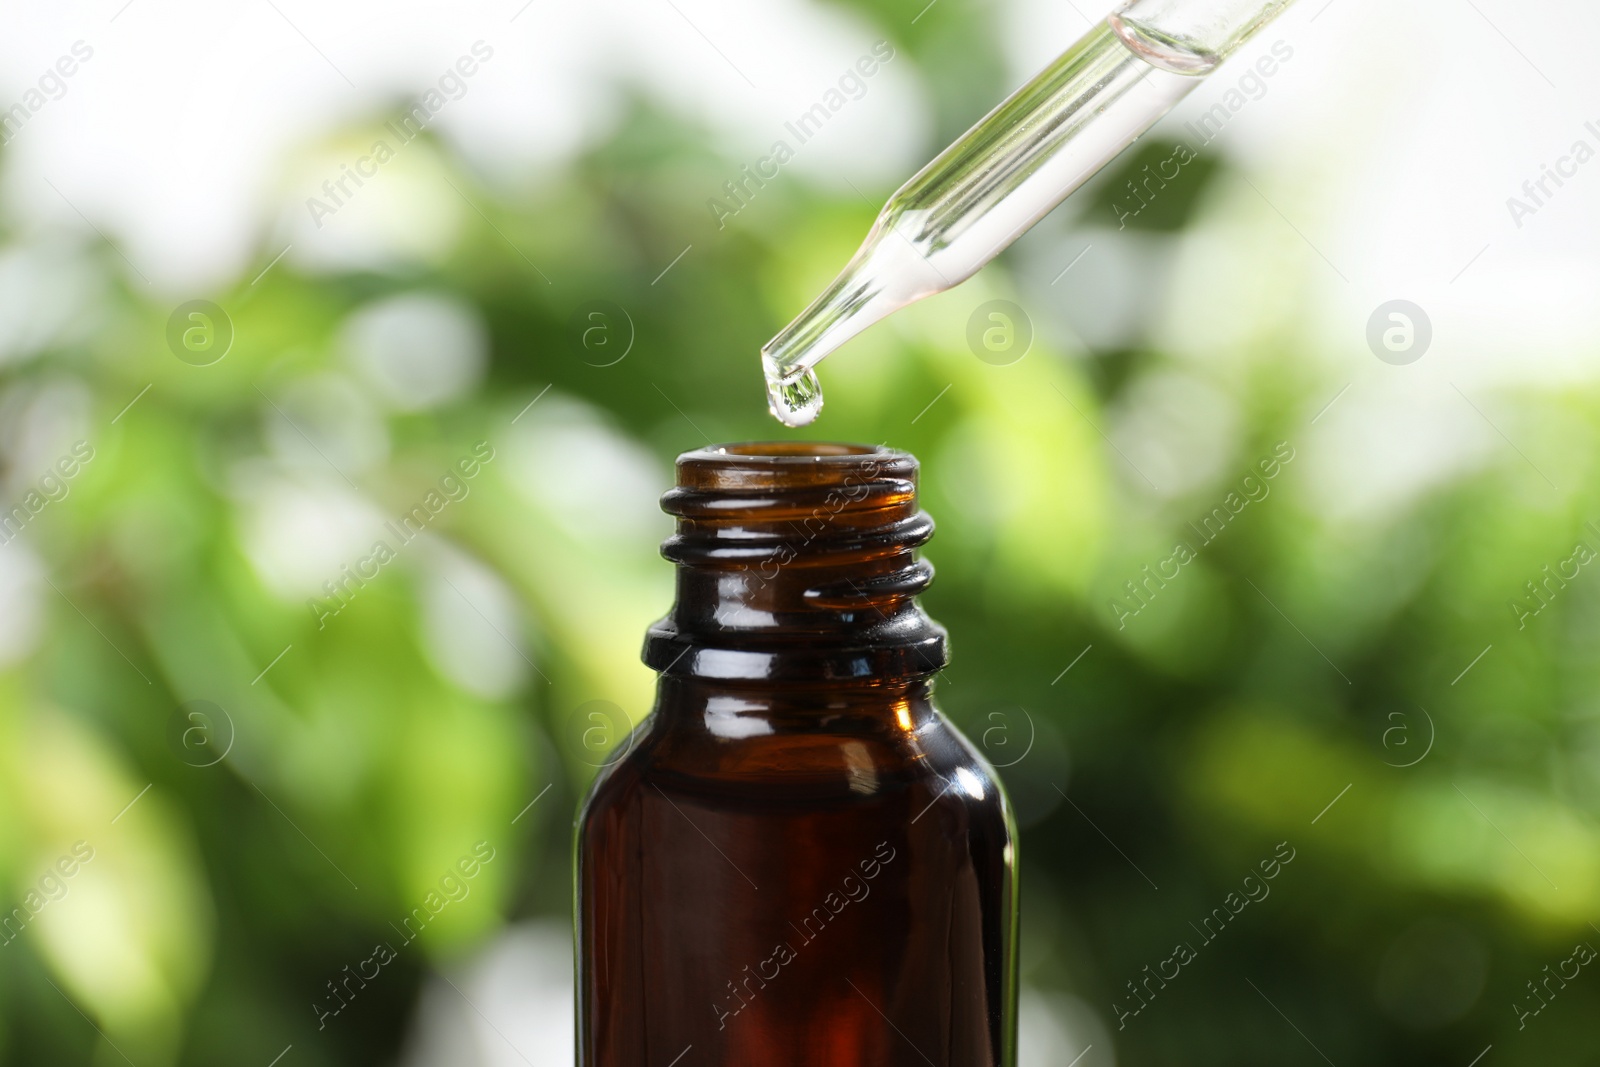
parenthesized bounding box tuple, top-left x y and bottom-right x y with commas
(2, 4, 1599, 1065)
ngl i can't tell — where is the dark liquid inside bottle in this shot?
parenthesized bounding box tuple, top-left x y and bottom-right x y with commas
(577, 442, 1017, 1066)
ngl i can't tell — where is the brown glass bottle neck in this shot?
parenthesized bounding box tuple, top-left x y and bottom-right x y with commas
(653, 675, 939, 725)
(642, 443, 948, 686)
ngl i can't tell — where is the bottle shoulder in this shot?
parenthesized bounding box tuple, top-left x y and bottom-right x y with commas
(579, 700, 1012, 830)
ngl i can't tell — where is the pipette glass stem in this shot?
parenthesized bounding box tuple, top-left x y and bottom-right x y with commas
(762, 0, 1297, 427)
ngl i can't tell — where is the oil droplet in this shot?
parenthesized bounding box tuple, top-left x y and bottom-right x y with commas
(765, 366, 823, 428)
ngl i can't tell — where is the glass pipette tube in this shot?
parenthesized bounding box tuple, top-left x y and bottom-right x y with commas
(763, 0, 1296, 426)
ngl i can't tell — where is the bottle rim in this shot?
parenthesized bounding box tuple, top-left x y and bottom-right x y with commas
(676, 441, 902, 471)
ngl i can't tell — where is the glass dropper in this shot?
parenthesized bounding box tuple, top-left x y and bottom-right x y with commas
(763, 0, 1297, 426)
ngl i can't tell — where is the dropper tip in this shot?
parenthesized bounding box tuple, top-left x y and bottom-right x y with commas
(762, 359, 824, 428)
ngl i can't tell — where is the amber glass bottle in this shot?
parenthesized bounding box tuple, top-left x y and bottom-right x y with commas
(576, 442, 1017, 1067)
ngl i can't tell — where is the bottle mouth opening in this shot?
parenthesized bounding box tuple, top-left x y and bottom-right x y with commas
(672, 441, 913, 495)
(693, 441, 884, 461)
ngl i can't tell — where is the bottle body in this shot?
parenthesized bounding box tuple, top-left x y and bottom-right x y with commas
(575, 442, 1017, 1066)
(578, 679, 1016, 1065)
